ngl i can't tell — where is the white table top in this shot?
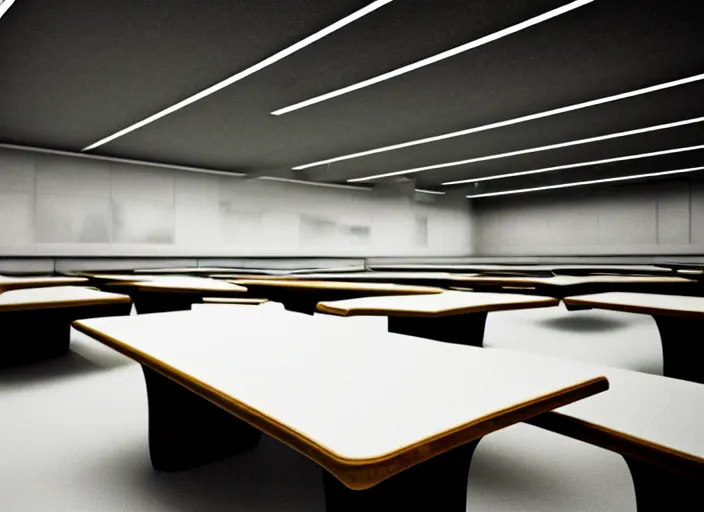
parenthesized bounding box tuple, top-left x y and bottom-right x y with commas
(0, 286, 131, 312)
(234, 279, 444, 294)
(201, 297, 268, 305)
(81, 273, 162, 282)
(0, 275, 88, 292)
(373, 264, 669, 273)
(129, 277, 248, 294)
(490, 349, 704, 468)
(74, 310, 607, 488)
(451, 275, 694, 286)
(240, 271, 457, 281)
(132, 267, 230, 274)
(317, 291, 558, 317)
(564, 292, 704, 318)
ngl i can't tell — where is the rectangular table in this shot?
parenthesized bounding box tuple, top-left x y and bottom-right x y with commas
(114, 277, 250, 314)
(317, 291, 559, 346)
(564, 292, 704, 384)
(370, 263, 672, 276)
(215, 271, 458, 287)
(233, 279, 445, 315)
(0, 286, 131, 366)
(451, 275, 698, 299)
(73, 309, 608, 512)
(0, 275, 88, 293)
(487, 349, 704, 512)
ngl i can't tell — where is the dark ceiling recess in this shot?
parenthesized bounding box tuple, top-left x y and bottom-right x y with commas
(0, 0, 702, 193)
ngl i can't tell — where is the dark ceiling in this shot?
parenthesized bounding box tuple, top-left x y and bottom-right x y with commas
(0, 0, 702, 197)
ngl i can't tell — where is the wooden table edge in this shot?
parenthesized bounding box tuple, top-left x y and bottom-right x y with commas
(231, 279, 445, 294)
(563, 296, 704, 319)
(526, 412, 704, 480)
(0, 295, 132, 313)
(71, 319, 607, 489)
(316, 297, 560, 318)
(136, 284, 249, 294)
(0, 278, 89, 293)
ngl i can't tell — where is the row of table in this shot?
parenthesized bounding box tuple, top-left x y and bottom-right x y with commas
(1, 267, 703, 511)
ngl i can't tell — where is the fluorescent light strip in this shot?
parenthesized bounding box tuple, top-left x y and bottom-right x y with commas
(0, 0, 15, 18)
(272, 0, 593, 116)
(258, 176, 371, 191)
(0, 0, 17, 20)
(347, 116, 704, 182)
(0, 143, 246, 177)
(443, 144, 704, 185)
(294, 72, 704, 171)
(415, 188, 446, 195)
(466, 166, 704, 199)
(82, 0, 394, 152)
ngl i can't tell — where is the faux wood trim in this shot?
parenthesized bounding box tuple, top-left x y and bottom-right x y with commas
(316, 297, 559, 318)
(527, 412, 704, 480)
(0, 295, 131, 313)
(563, 296, 704, 319)
(71, 320, 608, 490)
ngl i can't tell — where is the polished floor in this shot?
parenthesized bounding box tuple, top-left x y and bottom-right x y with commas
(0, 303, 664, 511)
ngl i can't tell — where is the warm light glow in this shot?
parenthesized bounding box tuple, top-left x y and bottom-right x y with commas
(294, 73, 704, 171)
(465, 166, 704, 199)
(82, 0, 394, 151)
(347, 116, 704, 182)
(443, 144, 704, 185)
(271, 0, 593, 116)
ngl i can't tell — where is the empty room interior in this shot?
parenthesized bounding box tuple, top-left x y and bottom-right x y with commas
(1, 1, 703, 511)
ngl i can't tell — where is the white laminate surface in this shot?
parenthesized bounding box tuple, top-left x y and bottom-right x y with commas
(452, 275, 693, 286)
(82, 274, 161, 282)
(135, 277, 247, 293)
(75, 310, 606, 462)
(0, 286, 130, 308)
(200, 297, 268, 305)
(317, 291, 557, 317)
(235, 279, 443, 293)
(565, 292, 704, 317)
(0, 275, 88, 291)
(490, 349, 704, 463)
(267, 271, 456, 281)
(132, 267, 229, 274)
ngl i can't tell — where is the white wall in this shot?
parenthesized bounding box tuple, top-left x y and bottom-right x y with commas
(474, 179, 703, 256)
(0, 147, 474, 257)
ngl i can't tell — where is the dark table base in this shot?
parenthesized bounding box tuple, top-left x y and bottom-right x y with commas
(0, 302, 132, 367)
(387, 312, 488, 347)
(140, 365, 483, 512)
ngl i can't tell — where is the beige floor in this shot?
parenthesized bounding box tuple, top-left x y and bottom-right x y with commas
(0, 303, 666, 511)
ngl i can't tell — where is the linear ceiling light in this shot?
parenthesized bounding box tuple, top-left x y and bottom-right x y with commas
(0, 0, 18, 20)
(271, 0, 593, 116)
(294, 72, 704, 171)
(347, 116, 704, 182)
(82, 0, 394, 152)
(465, 166, 704, 199)
(443, 144, 704, 185)
(415, 189, 446, 195)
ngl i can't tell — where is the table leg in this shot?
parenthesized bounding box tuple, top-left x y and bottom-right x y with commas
(0, 303, 131, 367)
(652, 316, 704, 384)
(133, 292, 196, 314)
(322, 439, 480, 512)
(142, 366, 261, 471)
(283, 300, 318, 315)
(0, 311, 70, 367)
(623, 456, 700, 512)
(387, 312, 488, 347)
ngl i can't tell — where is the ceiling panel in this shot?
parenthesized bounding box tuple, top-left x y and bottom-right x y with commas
(0, 0, 373, 149)
(0, 0, 701, 195)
